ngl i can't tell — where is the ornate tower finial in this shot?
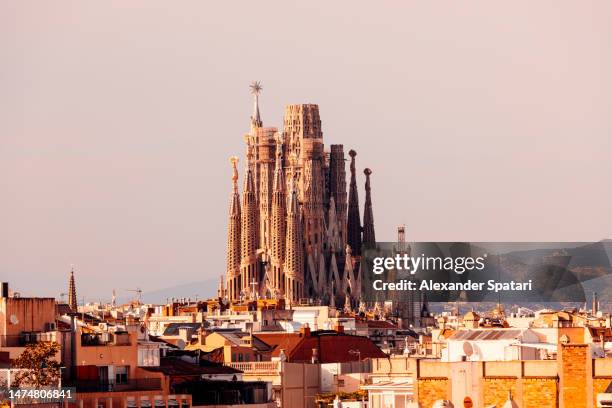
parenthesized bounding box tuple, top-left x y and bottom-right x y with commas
(275, 132, 283, 159)
(230, 156, 239, 193)
(249, 81, 263, 128)
(68, 266, 77, 312)
(347, 150, 362, 256)
(362, 168, 376, 247)
(249, 81, 262, 96)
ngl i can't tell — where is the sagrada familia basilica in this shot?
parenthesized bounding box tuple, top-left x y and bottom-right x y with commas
(223, 82, 376, 308)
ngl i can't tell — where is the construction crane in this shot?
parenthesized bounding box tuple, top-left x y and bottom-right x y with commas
(125, 288, 143, 305)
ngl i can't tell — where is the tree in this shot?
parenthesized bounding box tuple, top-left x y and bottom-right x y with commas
(11, 342, 61, 388)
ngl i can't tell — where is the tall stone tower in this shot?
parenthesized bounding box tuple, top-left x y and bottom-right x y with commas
(68, 267, 77, 312)
(284, 180, 304, 304)
(223, 83, 377, 308)
(269, 136, 286, 297)
(347, 150, 362, 255)
(329, 145, 348, 249)
(226, 157, 242, 302)
(283, 104, 327, 298)
(240, 164, 259, 299)
(256, 127, 277, 252)
(362, 168, 376, 247)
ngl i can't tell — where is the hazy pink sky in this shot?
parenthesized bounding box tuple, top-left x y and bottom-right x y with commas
(1, 2, 611, 300)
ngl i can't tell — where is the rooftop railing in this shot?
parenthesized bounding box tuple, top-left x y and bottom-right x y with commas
(227, 361, 280, 374)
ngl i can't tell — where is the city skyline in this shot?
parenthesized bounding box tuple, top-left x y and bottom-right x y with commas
(2, 2, 612, 300)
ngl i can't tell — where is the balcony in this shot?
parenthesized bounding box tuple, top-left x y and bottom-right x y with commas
(66, 378, 162, 393)
(227, 361, 280, 375)
(81, 332, 131, 347)
(0, 332, 57, 347)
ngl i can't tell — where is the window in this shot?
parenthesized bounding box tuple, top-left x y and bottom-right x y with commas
(382, 394, 394, 408)
(115, 366, 129, 384)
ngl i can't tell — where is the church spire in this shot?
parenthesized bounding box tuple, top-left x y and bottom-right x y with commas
(347, 150, 362, 256)
(226, 157, 242, 302)
(284, 178, 304, 304)
(269, 135, 286, 295)
(362, 168, 376, 247)
(68, 266, 77, 312)
(249, 81, 263, 128)
(240, 160, 259, 299)
(329, 145, 348, 249)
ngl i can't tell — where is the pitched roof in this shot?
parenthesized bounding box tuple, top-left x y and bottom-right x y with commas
(289, 331, 386, 363)
(209, 331, 273, 353)
(253, 332, 303, 357)
(449, 329, 524, 341)
(148, 335, 180, 349)
(162, 323, 204, 336)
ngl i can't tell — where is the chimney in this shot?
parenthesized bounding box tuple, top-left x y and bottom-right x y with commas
(334, 324, 344, 334)
(593, 292, 598, 315)
(311, 348, 319, 364)
(1, 282, 8, 298)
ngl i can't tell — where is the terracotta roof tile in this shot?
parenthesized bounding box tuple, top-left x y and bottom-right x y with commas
(289, 331, 386, 363)
(253, 332, 303, 357)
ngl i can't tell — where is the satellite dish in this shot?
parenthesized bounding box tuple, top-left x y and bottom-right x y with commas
(9, 315, 19, 325)
(462, 341, 473, 357)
